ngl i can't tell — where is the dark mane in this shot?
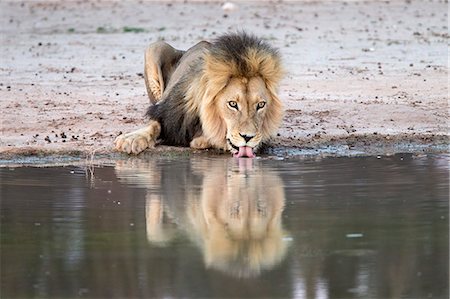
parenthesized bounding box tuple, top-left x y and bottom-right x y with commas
(146, 68, 202, 146)
(209, 32, 281, 78)
(145, 32, 282, 147)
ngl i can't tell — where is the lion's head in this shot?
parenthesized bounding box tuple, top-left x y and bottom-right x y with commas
(186, 158, 288, 278)
(190, 33, 284, 157)
(115, 157, 289, 278)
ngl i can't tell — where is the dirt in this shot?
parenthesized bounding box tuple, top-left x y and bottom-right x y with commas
(0, 0, 448, 160)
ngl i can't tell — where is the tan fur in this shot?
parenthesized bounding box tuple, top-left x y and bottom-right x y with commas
(115, 34, 283, 154)
(199, 76, 283, 151)
(144, 41, 185, 104)
(190, 135, 211, 150)
(114, 120, 160, 154)
(192, 45, 284, 151)
(186, 160, 288, 277)
(114, 158, 289, 277)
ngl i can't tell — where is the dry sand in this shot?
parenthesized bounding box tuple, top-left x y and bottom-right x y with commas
(0, 0, 448, 160)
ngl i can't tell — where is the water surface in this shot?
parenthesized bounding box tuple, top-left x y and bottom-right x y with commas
(1, 154, 448, 298)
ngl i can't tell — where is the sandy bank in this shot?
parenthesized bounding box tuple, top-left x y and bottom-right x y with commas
(1, 0, 448, 161)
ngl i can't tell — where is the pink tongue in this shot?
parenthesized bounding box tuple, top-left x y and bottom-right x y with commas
(234, 146, 255, 158)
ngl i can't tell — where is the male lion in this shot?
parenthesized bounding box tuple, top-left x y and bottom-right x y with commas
(115, 32, 284, 158)
(114, 157, 289, 278)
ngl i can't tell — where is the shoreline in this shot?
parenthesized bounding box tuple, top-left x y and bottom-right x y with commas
(1, 134, 447, 167)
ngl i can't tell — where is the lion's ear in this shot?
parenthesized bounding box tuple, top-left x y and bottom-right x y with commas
(144, 41, 185, 104)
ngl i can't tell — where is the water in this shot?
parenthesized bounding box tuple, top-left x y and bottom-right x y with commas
(1, 154, 448, 299)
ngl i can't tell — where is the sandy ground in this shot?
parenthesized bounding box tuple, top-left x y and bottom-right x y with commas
(0, 0, 448, 159)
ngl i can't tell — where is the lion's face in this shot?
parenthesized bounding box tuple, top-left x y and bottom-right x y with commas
(186, 159, 288, 277)
(196, 34, 284, 156)
(207, 76, 282, 157)
(218, 77, 267, 156)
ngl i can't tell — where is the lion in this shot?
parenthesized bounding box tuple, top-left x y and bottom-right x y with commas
(115, 32, 284, 157)
(114, 157, 289, 278)
(185, 158, 288, 277)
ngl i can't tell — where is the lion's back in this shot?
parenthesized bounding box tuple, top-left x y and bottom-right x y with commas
(162, 41, 211, 97)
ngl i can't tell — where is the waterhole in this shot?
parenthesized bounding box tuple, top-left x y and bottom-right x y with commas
(1, 154, 448, 298)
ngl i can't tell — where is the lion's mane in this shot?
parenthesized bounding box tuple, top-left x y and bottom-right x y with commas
(147, 32, 284, 149)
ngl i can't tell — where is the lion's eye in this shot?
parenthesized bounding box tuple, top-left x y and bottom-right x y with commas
(257, 101, 266, 110)
(228, 101, 238, 110)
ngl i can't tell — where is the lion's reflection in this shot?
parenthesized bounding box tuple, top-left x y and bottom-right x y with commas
(115, 158, 288, 278)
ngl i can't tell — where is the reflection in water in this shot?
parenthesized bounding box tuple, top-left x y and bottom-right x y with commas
(1, 154, 448, 298)
(116, 158, 289, 278)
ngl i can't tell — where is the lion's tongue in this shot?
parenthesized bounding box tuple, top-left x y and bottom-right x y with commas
(234, 146, 255, 158)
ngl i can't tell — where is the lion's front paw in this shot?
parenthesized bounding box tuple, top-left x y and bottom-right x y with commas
(115, 132, 155, 154)
(190, 135, 211, 150)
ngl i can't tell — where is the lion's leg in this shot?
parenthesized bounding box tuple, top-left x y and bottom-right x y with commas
(115, 120, 161, 154)
(190, 135, 212, 150)
(146, 193, 164, 243)
(144, 41, 185, 104)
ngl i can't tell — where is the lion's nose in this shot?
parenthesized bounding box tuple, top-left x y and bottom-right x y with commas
(239, 133, 254, 143)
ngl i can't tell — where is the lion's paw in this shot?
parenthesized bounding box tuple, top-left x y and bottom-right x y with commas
(115, 132, 155, 154)
(190, 135, 211, 150)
